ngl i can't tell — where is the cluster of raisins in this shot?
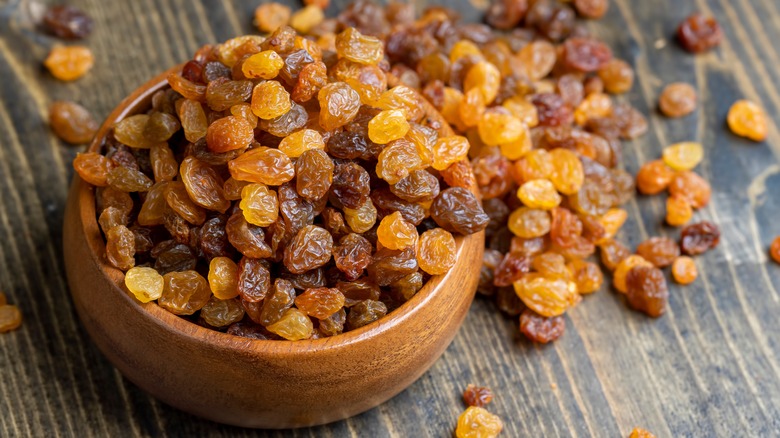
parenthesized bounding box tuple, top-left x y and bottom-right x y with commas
(74, 22, 488, 341)
(0, 292, 22, 334)
(457, 385, 502, 437)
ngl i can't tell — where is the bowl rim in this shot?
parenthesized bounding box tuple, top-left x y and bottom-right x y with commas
(76, 65, 480, 356)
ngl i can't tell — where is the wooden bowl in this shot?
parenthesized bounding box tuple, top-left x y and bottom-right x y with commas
(62, 67, 485, 428)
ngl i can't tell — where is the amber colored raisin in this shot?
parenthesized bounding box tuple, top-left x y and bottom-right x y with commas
(318, 82, 361, 131)
(563, 37, 612, 72)
(239, 184, 279, 227)
(636, 160, 674, 195)
(180, 156, 230, 213)
(295, 287, 346, 319)
(671, 256, 698, 285)
(417, 228, 457, 276)
(513, 273, 578, 317)
(165, 181, 206, 225)
(626, 265, 668, 317)
(205, 116, 253, 153)
(517, 179, 561, 210)
(520, 309, 565, 343)
(106, 225, 135, 271)
(42, 5, 94, 39)
(178, 99, 208, 142)
(659, 83, 697, 118)
(284, 225, 333, 274)
(201, 297, 245, 327)
(508, 207, 551, 239)
(680, 221, 720, 255)
(613, 255, 653, 293)
(629, 428, 657, 438)
(599, 238, 630, 271)
(159, 270, 211, 315)
(49, 101, 97, 144)
(636, 237, 680, 268)
(228, 147, 295, 185)
(727, 100, 768, 142)
(242, 50, 285, 79)
(208, 257, 239, 299)
(0, 305, 22, 333)
(462, 384, 494, 408)
(44, 45, 93, 81)
(668, 171, 711, 209)
(74, 152, 113, 186)
(455, 406, 503, 438)
(568, 259, 603, 294)
(770, 237, 780, 264)
(377, 211, 418, 250)
(666, 194, 693, 227)
(677, 13, 723, 53)
(251, 81, 291, 120)
(662, 142, 703, 172)
(254, 3, 291, 33)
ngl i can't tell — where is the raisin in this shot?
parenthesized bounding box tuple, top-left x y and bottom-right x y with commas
(237, 257, 271, 303)
(485, 0, 527, 30)
(599, 238, 630, 271)
(417, 228, 457, 275)
(346, 299, 387, 330)
(257, 279, 296, 326)
(159, 271, 211, 315)
(44, 45, 94, 81)
(532, 93, 574, 127)
(563, 37, 612, 72)
(0, 305, 22, 333)
(493, 252, 531, 287)
(254, 3, 291, 33)
(318, 82, 361, 131)
(431, 188, 490, 235)
(455, 407, 503, 438)
(636, 160, 674, 195)
(295, 287, 346, 319)
(727, 100, 768, 141)
(666, 195, 693, 227)
(680, 221, 720, 255)
(671, 256, 698, 285)
(462, 384, 494, 408)
(283, 225, 334, 274)
(367, 247, 418, 286)
(636, 237, 680, 268)
(519, 309, 565, 343)
(74, 152, 113, 186)
(42, 5, 94, 39)
(49, 101, 98, 144)
(208, 257, 239, 299)
(513, 273, 578, 317)
(626, 265, 668, 317)
(613, 255, 653, 293)
(229, 147, 295, 185)
(334, 233, 373, 280)
(508, 207, 551, 239)
(266, 308, 314, 340)
(629, 428, 657, 438)
(668, 171, 711, 209)
(124, 267, 164, 303)
(377, 211, 418, 250)
(574, 0, 608, 19)
(567, 259, 603, 293)
(677, 13, 723, 53)
(201, 297, 245, 327)
(659, 83, 697, 118)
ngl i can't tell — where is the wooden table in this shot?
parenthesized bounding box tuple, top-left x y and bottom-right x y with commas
(2, 0, 779, 435)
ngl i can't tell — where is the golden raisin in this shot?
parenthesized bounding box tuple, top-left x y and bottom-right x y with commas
(432, 136, 470, 171)
(336, 27, 384, 65)
(668, 171, 711, 209)
(662, 142, 703, 171)
(44, 45, 94, 81)
(267, 308, 314, 340)
(613, 255, 653, 293)
(242, 50, 285, 79)
(124, 267, 164, 303)
(278, 128, 325, 158)
(251, 81, 292, 120)
(477, 110, 524, 146)
(727, 99, 768, 141)
(208, 257, 239, 299)
(254, 3, 291, 33)
(455, 406, 503, 438)
(598, 208, 628, 242)
(598, 59, 634, 94)
(636, 160, 674, 195)
(671, 256, 698, 285)
(567, 259, 603, 294)
(289, 5, 324, 34)
(417, 228, 457, 275)
(239, 184, 279, 227)
(549, 148, 585, 195)
(368, 109, 410, 144)
(517, 179, 561, 210)
(377, 211, 418, 250)
(514, 273, 578, 317)
(508, 207, 551, 238)
(666, 194, 693, 227)
(49, 101, 98, 144)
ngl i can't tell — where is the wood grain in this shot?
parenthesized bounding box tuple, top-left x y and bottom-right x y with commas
(1, 0, 779, 436)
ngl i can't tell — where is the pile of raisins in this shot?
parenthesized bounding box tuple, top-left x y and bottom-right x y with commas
(74, 23, 488, 341)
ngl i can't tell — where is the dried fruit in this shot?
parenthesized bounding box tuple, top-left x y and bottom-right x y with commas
(42, 5, 94, 39)
(254, 3, 291, 33)
(159, 271, 212, 315)
(295, 287, 346, 319)
(727, 100, 768, 141)
(455, 407, 503, 438)
(251, 81, 292, 120)
(671, 256, 698, 285)
(626, 265, 668, 317)
(377, 211, 418, 250)
(636, 160, 674, 195)
(678, 13, 723, 53)
(462, 384, 494, 408)
(517, 179, 561, 210)
(636, 237, 680, 268)
(417, 228, 457, 275)
(49, 101, 98, 144)
(520, 309, 565, 343)
(613, 255, 653, 293)
(666, 195, 693, 227)
(680, 221, 720, 255)
(659, 83, 697, 118)
(668, 171, 711, 209)
(208, 257, 239, 299)
(513, 273, 578, 317)
(44, 45, 94, 81)
(266, 308, 314, 340)
(0, 305, 22, 333)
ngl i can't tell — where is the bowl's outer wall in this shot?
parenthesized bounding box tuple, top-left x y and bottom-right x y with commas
(62, 68, 484, 428)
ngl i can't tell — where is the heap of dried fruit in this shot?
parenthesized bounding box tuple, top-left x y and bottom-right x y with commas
(73, 23, 488, 340)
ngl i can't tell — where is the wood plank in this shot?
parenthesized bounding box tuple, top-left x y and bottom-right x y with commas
(0, 0, 779, 436)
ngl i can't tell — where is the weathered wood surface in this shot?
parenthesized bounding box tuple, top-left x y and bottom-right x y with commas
(1, 0, 780, 436)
